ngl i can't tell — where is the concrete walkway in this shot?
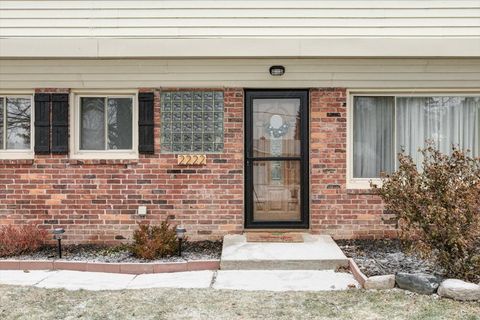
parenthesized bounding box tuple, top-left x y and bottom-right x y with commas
(214, 270, 360, 291)
(0, 269, 359, 292)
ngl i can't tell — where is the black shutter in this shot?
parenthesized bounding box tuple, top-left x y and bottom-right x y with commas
(138, 92, 154, 154)
(34, 93, 50, 154)
(51, 94, 69, 154)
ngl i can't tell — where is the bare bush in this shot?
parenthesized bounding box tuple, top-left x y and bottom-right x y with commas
(373, 145, 480, 282)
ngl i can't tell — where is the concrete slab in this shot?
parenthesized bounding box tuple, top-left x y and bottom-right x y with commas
(0, 270, 55, 286)
(220, 234, 349, 270)
(34, 270, 135, 291)
(214, 270, 360, 291)
(0, 269, 359, 292)
(127, 270, 214, 289)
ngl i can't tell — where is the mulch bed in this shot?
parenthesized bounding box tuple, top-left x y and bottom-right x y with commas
(337, 239, 445, 278)
(0, 241, 222, 263)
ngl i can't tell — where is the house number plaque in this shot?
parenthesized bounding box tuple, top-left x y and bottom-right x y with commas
(177, 154, 207, 165)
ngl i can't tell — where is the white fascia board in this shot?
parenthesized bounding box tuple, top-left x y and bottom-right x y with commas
(1, 37, 479, 58)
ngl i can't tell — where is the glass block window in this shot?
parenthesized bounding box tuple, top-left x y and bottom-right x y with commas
(161, 91, 224, 153)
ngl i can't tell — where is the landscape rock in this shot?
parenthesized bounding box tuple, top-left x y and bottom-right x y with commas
(437, 279, 480, 301)
(337, 240, 444, 278)
(395, 272, 441, 294)
(364, 275, 395, 290)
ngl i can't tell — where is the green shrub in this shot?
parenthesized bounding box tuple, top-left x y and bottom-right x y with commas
(373, 145, 480, 282)
(0, 224, 48, 257)
(130, 221, 178, 260)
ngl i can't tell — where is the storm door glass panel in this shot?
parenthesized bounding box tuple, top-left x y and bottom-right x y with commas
(6, 97, 31, 150)
(253, 99, 301, 157)
(250, 96, 305, 224)
(253, 160, 301, 222)
(107, 97, 133, 150)
(80, 97, 105, 150)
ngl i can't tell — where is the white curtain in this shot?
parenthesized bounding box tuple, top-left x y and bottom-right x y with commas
(353, 96, 395, 178)
(80, 97, 105, 150)
(397, 97, 480, 166)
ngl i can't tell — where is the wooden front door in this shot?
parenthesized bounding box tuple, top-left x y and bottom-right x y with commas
(245, 90, 309, 228)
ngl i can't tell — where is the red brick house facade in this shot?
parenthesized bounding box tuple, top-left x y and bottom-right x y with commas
(1, 1, 478, 244)
(0, 87, 396, 243)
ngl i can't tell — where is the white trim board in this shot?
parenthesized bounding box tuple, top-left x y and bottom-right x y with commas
(1, 38, 480, 58)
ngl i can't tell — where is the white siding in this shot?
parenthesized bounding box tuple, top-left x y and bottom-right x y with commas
(0, 1, 479, 57)
(1, 58, 479, 89)
(1, 0, 480, 37)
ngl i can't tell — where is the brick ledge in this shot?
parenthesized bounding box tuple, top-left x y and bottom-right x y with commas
(0, 259, 220, 274)
(346, 189, 377, 195)
(349, 258, 367, 288)
(0, 159, 34, 165)
(68, 159, 139, 166)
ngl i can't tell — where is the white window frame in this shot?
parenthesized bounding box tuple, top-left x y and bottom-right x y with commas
(347, 89, 480, 189)
(0, 92, 34, 160)
(70, 90, 138, 160)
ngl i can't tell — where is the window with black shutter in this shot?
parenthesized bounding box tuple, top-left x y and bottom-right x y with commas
(51, 94, 69, 154)
(34, 93, 50, 154)
(138, 92, 154, 154)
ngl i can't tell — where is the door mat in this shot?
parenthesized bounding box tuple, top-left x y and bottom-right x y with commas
(245, 233, 304, 243)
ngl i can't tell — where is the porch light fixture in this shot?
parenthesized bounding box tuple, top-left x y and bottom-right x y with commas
(269, 65, 285, 76)
(52, 228, 65, 258)
(175, 225, 187, 257)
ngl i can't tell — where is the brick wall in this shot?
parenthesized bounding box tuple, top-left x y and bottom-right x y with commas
(0, 87, 396, 244)
(0, 88, 244, 243)
(309, 88, 397, 239)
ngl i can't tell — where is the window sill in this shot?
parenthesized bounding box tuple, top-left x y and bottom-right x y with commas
(70, 152, 139, 161)
(0, 152, 34, 160)
(68, 159, 139, 166)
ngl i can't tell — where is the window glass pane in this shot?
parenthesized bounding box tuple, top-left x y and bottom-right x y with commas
(0, 98, 3, 150)
(6, 97, 31, 150)
(107, 98, 133, 150)
(253, 98, 301, 157)
(161, 91, 224, 153)
(253, 160, 301, 222)
(353, 96, 395, 178)
(397, 96, 480, 166)
(80, 97, 105, 150)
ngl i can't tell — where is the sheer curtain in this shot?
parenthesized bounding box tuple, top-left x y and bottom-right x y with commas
(397, 97, 480, 166)
(80, 97, 105, 150)
(353, 96, 395, 178)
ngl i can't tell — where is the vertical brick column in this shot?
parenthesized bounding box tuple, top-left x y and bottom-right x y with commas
(309, 88, 397, 239)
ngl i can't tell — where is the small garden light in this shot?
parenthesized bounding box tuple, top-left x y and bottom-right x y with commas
(175, 225, 186, 257)
(52, 228, 65, 258)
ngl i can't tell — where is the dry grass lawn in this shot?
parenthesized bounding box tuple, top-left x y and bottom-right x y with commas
(0, 284, 479, 320)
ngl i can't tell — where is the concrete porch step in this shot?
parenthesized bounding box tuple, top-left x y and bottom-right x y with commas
(220, 234, 349, 270)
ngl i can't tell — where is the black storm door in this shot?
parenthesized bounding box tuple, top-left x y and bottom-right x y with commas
(245, 90, 309, 228)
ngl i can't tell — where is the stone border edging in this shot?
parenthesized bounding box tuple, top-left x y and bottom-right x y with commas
(0, 259, 220, 274)
(348, 258, 367, 288)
